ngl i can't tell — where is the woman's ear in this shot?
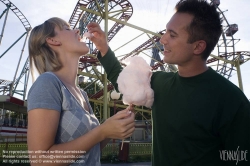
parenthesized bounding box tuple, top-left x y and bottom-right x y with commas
(46, 37, 61, 46)
(193, 40, 206, 55)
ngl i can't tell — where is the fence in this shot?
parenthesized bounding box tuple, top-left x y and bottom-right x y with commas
(0, 135, 27, 143)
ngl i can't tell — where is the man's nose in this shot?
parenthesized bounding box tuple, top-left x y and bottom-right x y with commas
(160, 34, 166, 45)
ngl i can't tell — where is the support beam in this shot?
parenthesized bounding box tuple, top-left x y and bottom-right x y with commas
(209, 54, 234, 64)
(235, 59, 244, 92)
(80, 6, 161, 37)
(103, 0, 109, 120)
(78, 69, 99, 79)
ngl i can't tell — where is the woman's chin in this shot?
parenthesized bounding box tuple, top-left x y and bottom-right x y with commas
(82, 47, 89, 55)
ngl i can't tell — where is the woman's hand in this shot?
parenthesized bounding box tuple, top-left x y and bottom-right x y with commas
(87, 22, 109, 56)
(100, 107, 135, 139)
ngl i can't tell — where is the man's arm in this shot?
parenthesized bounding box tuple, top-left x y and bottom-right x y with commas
(87, 22, 109, 56)
(97, 48, 122, 92)
(87, 22, 123, 92)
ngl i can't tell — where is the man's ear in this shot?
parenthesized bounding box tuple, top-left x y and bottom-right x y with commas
(193, 40, 206, 55)
(46, 37, 61, 46)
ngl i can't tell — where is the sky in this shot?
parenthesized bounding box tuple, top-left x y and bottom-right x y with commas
(0, 0, 249, 100)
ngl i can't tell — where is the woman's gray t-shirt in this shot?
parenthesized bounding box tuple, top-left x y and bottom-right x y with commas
(27, 72, 100, 166)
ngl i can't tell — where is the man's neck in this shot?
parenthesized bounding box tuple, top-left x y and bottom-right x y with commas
(178, 63, 208, 77)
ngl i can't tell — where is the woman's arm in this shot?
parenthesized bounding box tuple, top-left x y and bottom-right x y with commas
(100, 138, 111, 150)
(28, 108, 134, 166)
(100, 105, 134, 150)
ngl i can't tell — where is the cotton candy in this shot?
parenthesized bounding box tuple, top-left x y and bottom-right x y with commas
(117, 56, 154, 108)
(83, 32, 93, 38)
(81, 32, 93, 42)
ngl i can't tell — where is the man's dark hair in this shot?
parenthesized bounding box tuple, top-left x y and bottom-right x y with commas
(176, 0, 222, 60)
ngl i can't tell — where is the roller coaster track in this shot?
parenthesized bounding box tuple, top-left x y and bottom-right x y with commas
(207, 51, 250, 64)
(0, 79, 12, 89)
(69, 0, 133, 53)
(0, 0, 31, 31)
(90, 83, 114, 99)
(0, 79, 11, 94)
(0, 0, 31, 97)
(207, 51, 250, 77)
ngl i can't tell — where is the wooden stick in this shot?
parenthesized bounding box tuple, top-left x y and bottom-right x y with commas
(121, 139, 124, 150)
(121, 104, 133, 150)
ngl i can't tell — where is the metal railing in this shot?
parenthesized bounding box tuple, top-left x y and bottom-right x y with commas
(0, 117, 27, 128)
(0, 135, 27, 143)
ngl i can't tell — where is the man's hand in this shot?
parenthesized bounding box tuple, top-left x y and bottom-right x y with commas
(87, 22, 109, 56)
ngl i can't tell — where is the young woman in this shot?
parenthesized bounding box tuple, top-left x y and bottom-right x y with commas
(27, 17, 135, 166)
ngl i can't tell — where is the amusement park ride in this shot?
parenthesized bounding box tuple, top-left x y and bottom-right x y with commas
(0, 0, 249, 142)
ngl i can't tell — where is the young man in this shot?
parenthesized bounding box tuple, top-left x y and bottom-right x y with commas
(88, 0, 250, 165)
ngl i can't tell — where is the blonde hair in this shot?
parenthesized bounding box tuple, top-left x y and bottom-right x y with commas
(28, 17, 69, 81)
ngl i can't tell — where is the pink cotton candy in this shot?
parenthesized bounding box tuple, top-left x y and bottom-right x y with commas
(117, 56, 154, 108)
(81, 32, 93, 42)
(83, 32, 93, 38)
